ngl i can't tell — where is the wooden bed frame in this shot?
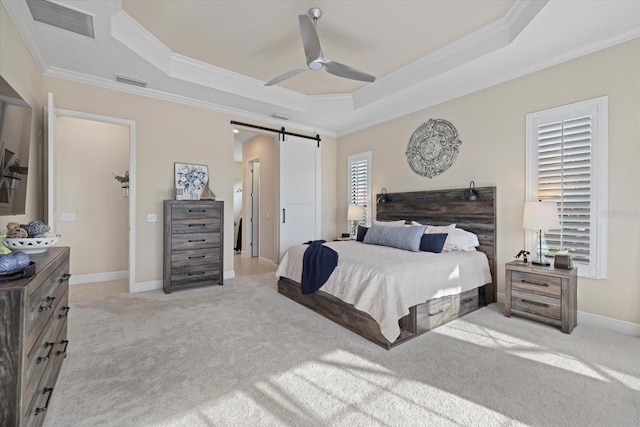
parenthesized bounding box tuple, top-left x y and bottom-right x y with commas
(277, 186, 497, 349)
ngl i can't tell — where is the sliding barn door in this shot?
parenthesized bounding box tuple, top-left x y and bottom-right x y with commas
(279, 135, 320, 261)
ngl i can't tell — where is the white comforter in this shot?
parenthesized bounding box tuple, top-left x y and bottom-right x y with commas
(275, 241, 492, 343)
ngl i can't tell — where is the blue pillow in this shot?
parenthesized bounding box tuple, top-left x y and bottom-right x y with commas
(362, 224, 427, 252)
(356, 225, 369, 242)
(420, 233, 448, 253)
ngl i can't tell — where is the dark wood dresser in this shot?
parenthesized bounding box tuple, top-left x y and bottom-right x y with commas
(163, 200, 224, 293)
(0, 247, 71, 427)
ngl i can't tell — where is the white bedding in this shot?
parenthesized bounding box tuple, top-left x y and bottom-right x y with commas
(275, 241, 492, 343)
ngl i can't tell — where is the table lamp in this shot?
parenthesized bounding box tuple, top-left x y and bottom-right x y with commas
(347, 204, 364, 239)
(523, 201, 560, 265)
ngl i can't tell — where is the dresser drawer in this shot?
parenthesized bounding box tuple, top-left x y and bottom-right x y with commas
(416, 295, 453, 333)
(171, 264, 221, 286)
(511, 289, 561, 320)
(171, 217, 221, 234)
(171, 232, 221, 250)
(172, 203, 221, 220)
(25, 264, 70, 353)
(511, 271, 561, 298)
(23, 330, 67, 427)
(171, 248, 221, 268)
(24, 289, 68, 405)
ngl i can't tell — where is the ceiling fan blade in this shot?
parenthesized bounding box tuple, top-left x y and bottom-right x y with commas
(264, 69, 307, 86)
(324, 60, 376, 83)
(298, 14, 322, 62)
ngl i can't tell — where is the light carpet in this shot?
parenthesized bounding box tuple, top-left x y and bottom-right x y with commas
(44, 273, 640, 427)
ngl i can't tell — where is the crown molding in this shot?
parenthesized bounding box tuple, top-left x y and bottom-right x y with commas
(44, 67, 337, 137)
(352, 0, 548, 109)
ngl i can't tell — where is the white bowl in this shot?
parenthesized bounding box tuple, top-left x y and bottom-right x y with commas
(2, 235, 60, 254)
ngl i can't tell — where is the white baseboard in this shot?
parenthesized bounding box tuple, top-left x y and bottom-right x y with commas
(224, 270, 235, 280)
(131, 280, 162, 293)
(496, 292, 640, 337)
(70, 270, 128, 286)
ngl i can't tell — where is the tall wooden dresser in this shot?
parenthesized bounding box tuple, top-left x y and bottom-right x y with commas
(0, 247, 71, 427)
(163, 200, 224, 293)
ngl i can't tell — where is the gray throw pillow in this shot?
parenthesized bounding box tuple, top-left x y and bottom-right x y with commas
(362, 224, 427, 252)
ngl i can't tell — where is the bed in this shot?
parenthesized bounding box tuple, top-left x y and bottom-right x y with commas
(276, 187, 497, 349)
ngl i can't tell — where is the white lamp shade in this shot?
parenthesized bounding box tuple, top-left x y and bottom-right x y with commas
(347, 204, 364, 221)
(523, 201, 560, 230)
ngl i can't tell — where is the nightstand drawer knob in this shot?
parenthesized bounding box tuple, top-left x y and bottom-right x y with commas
(427, 309, 444, 317)
(521, 299, 549, 308)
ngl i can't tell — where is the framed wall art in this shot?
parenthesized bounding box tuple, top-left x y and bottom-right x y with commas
(174, 162, 209, 200)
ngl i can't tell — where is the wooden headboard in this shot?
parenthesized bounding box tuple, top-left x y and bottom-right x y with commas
(376, 186, 497, 304)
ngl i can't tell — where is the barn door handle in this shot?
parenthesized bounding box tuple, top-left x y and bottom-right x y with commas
(282, 208, 286, 223)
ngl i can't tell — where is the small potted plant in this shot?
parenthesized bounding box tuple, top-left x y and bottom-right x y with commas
(113, 171, 129, 197)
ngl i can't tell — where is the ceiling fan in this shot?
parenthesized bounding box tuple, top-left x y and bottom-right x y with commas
(265, 7, 376, 87)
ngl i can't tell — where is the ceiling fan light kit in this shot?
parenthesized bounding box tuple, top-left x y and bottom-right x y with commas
(265, 8, 376, 87)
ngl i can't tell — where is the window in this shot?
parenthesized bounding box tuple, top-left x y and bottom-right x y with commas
(347, 151, 371, 226)
(526, 97, 608, 278)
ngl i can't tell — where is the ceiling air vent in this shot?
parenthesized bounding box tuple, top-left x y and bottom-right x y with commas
(115, 75, 148, 88)
(271, 113, 291, 121)
(26, 0, 95, 39)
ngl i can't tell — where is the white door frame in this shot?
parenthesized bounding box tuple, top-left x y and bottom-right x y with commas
(244, 156, 260, 258)
(47, 99, 137, 292)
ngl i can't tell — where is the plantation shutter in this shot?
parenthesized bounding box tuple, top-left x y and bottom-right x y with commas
(537, 115, 592, 264)
(349, 156, 369, 224)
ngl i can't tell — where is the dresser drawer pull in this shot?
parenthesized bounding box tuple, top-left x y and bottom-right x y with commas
(58, 306, 71, 319)
(37, 342, 56, 364)
(188, 239, 206, 243)
(39, 304, 53, 312)
(428, 309, 444, 317)
(55, 339, 69, 357)
(521, 279, 549, 287)
(188, 272, 205, 276)
(188, 255, 206, 259)
(521, 299, 549, 308)
(188, 209, 207, 213)
(59, 273, 72, 283)
(45, 296, 56, 302)
(461, 297, 474, 304)
(34, 387, 54, 415)
(188, 223, 206, 227)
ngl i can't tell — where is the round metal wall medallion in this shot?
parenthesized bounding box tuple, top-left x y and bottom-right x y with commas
(406, 119, 461, 178)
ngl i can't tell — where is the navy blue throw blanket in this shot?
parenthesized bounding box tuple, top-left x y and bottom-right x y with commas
(301, 240, 338, 295)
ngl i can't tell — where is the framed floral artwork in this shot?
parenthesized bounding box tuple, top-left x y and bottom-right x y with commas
(174, 162, 209, 200)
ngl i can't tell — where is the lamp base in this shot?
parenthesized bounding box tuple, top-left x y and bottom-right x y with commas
(531, 260, 551, 266)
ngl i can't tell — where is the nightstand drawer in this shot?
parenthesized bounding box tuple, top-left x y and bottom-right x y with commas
(511, 271, 561, 297)
(512, 289, 561, 320)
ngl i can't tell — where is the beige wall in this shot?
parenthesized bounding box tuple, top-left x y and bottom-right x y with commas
(55, 117, 129, 276)
(37, 76, 337, 285)
(0, 4, 45, 228)
(43, 77, 237, 283)
(242, 134, 277, 262)
(337, 38, 640, 325)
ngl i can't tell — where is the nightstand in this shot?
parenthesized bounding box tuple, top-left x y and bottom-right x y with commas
(504, 261, 577, 333)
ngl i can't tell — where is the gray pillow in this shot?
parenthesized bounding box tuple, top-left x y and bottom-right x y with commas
(362, 224, 427, 252)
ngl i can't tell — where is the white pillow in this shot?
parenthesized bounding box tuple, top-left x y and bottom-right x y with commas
(425, 224, 456, 251)
(373, 219, 406, 227)
(449, 228, 480, 251)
